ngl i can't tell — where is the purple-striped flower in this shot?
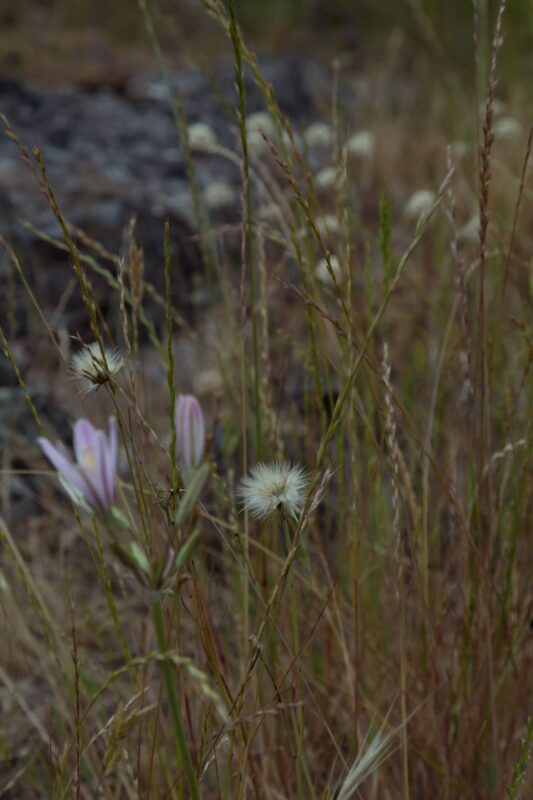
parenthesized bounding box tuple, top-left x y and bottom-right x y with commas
(38, 417, 118, 512)
(175, 395, 205, 479)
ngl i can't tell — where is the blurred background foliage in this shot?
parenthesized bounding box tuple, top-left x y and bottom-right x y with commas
(1, 0, 532, 89)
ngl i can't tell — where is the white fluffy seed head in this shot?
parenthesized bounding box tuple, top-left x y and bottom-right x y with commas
(71, 342, 124, 392)
(315, 214, 340, 238)
(316, 255, 342, 286)
(346, 130, 375, 160)
(246, 112, 276, 138)
(188, 122, 218, 152)
(238, 462, 309, 520)
(245, 113, 276, 157)
(304, 121, 333, 149)
(257, 202, 280, 222)
(247, 129, 270, 156)
(315, 165, 337, 192)
(493, 116, 522, 141)
(459, 213, 480, 243)
(404, 189, 436, 221)
(204, 181, 236, 210)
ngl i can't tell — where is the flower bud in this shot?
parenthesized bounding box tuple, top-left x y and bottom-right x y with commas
(175, 395, 205, 480)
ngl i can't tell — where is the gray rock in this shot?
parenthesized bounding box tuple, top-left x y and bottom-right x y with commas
(0, 55, 342, 335)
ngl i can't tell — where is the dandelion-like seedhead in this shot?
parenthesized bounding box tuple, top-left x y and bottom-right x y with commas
(315, 214, 340, 239)
(316, 255, 342, 287)
(459, 213, 480, 243)
(71, 342, 124, 392)
(315, 165, 337, 192)
(246, 111, 276, 138)
(404, 189, 436, 222)
(493, 116, 522, 141)
(346, 129, 375, 160)
(204, 181, 236, 210)
(303, 121, 333, 149)
(188, 122, 218, 152)
(238, 462, 309, 520)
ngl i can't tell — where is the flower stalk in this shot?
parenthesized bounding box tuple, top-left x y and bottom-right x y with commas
(149, 591, 200, 800)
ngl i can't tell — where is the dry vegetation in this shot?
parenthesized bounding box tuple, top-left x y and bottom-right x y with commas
(0, 0, 532, 798)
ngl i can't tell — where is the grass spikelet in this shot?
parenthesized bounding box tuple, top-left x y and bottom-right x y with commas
(334, 729, 397, 799)
(507, 718, 533, 800)
(381, 342, 410, 798)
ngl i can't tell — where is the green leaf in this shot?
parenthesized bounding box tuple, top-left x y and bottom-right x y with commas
(109, 540, 152, 580)
(175, 463, 211, 526)
(110, 506, 134, 530)
(174, 528, 203, 570)
(129, 542, 152, 575)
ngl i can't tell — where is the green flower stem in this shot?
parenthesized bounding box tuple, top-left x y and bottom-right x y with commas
(150, 592, 200, 800)
(280, 513, 313, 799)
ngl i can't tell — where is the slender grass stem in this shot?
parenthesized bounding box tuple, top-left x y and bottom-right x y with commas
(280, 514, 306, 798)
(227, 0, 263, 461)
(164, 220, 179, 519)
(150, 592, 200, 800)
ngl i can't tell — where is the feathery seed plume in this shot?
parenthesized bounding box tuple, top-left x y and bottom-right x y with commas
(71, 342, 124, 393)
(239, 462, 309, 520)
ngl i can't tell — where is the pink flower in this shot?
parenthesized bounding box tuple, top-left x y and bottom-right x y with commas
(38, 417, 118, 511)
(175, 395, 205, 478)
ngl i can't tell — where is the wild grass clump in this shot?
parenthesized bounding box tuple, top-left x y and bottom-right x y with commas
(0, 1, 531, 797)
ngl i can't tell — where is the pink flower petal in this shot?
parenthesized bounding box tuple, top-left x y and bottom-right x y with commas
(91, 431, 109, 508)
(191, 401, 205, 465)
(175, 396, 191, 469)
(104, 416, 118, 505)
(175, 395, 205, 476)
(39, 417, 118, 512)
(73, 418, 98, 465)
(38, 437, 99, 508)
(97, 419, 118, 508)
(73, 419, 108, 509)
